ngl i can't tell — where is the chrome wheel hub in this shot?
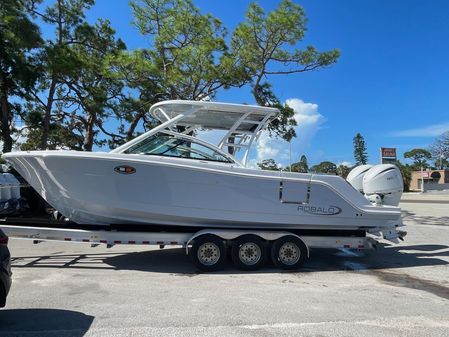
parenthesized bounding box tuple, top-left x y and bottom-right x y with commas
(279, 242, 300, 265)
(239, 242, 261, 265)
(197, 242, 220, 266)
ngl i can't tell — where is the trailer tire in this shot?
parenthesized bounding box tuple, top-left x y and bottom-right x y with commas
(0, 283, 6, 308)
(231, 235, 267, 271)
(271, 235, 308, 270)
(190, 235, 226, 272)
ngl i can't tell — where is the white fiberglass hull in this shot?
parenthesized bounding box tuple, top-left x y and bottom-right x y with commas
(4, 151, 402, 231)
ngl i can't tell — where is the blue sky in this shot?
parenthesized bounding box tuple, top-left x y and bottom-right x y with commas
(39, 0, 449, 166)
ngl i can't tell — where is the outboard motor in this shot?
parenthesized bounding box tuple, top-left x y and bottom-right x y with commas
(363, 164, 403, 206)
(346, 164, 373, 193)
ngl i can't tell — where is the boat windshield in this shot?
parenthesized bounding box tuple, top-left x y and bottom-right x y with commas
(124, 133, 234, 164)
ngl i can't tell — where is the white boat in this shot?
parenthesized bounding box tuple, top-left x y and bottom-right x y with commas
(3, 100, 403, 237)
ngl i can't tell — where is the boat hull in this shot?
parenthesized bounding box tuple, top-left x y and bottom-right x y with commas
(4, 151, 402, 231)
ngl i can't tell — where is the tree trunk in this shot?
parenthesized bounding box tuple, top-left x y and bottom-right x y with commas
(83, 111, 96, 151)
(0, 72, 13, 153)
(41, 0, 63, 150)
(252, 71, 265, 106)
(40, 75, 57, 149)
(126, 111, 144, 142)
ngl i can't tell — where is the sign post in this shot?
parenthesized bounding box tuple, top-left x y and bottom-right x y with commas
(421, 167, 423, 192)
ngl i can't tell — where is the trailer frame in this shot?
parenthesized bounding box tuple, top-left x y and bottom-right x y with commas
(0, 224, 378, 250)
(0, 216, 386, 271)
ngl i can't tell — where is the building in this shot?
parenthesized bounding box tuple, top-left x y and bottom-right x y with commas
(409, 169, 449, 191)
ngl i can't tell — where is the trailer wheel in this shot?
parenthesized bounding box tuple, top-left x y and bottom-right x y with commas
(271, 235, 308, 270)
(191, 235, 226, 272)
(231, 235, 267, 271)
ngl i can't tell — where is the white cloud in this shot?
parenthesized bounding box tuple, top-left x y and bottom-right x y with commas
(255, 98, 326, 165)
(337, 161, 353, 167)
(247, 159, 259, 169)
(391, 122, 449, 137)
(256, 132, 280, 161)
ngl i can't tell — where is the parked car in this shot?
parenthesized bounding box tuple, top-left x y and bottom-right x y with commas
(0, 229, 12, 307)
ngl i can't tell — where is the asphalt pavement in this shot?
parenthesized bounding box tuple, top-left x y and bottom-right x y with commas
(1, 192, 448, 337)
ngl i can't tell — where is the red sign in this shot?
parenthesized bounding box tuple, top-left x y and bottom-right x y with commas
(381, 147, 397, 158)
(421, 171, 430, 178)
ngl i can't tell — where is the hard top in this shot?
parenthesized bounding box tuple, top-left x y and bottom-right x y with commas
(149, 100, 279, 132)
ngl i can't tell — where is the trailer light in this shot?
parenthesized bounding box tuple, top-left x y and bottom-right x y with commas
(0, 236, 8, 245)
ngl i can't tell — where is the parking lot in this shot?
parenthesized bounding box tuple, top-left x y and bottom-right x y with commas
(1, 193, 448, 337)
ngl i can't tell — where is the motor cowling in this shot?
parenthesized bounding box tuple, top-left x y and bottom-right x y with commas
(363, 164, 403, 206)
(346, 164, 373, 192)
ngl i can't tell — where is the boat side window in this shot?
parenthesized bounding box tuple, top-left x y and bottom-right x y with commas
(124, 134, 232, 163)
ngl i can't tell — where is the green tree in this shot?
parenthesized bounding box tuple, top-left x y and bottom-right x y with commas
(336, 164, 352, 179)
(290, 155, 308, 173)
(125, 0, 251, 149)
(23, 0, 96, 149)
(130, 0, 245, 100)
(403, 148, 432, 169)
(353, 133, 368, 165)
(231, 0, 339, 141)
(310, 161, 337, 174)
(393, 160, 411, 192)
(22, 0, 126, 151)
(104, 51, 160, 147)
(11, 0, 341, 151)
(61, 20, 126, 151)
(257, 158, 279, 171)
(130, 0, 339, 144)
(0, 0, 42, 152)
